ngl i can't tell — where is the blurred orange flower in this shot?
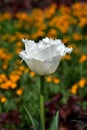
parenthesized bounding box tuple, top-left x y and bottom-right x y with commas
(78, 78, 86, 88)
(0, 96, 7, 103)
(16, 89, 23, 96)
(79, 55, 87, 63)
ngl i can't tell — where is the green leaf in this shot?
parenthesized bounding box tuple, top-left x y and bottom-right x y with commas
(49, 111, 59, 130)
(23, 106, 39, 130)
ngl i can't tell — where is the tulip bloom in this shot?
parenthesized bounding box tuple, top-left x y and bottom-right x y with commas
(19, 37, 72, 75)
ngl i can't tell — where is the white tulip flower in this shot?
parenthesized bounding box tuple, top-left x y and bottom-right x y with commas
(19, 37, 73, 75)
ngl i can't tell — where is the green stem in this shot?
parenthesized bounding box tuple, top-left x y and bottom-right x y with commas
(40, 76, 45, 130)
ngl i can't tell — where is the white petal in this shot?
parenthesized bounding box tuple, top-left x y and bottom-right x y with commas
(23, 56, 61, 75)
(22, 39, 38, 56)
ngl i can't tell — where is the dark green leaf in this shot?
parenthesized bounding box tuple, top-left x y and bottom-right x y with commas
(49, 111, 59, 130)
(24, 106, 39, 130)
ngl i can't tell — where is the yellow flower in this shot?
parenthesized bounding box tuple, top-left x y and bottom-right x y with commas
(8, 36, 16, 42)
(62, 37, 70, 44)
(16, 41, 23, 47)
(60, 5, 70, 14)
(47, 29, 57, 38)
(79, 55, 87, 63)
(46, 76, 52, 82)
(30, 71, 36, 77)
(73, 33, 83, 41)
(70, 83, 78, 94)
(72, 2, 82, 10)
(15, 32, 29, 40)
(0, 79, 2, 83)
(79, 17, 87, 27)
(19, 66, 25, 71)
(9, 75, 20, 82)
(16, 89, 23, 96)
(3, 12, 12, 20)
(16, 48, 22, 54)
(10, 82, 17, 89)
(0, 96, 7, 103)
(14, 70, 22, 76)
(62, 55, 71, 60)
(1, 80, 17, 89)
(31, 30, 45, 40)
(15, 12, 29, 21)
(0, 74, 7, 82)
(25, 68, 29, 73)
(49, 15, 70, 34)
(78, 78, 86, 88)
(44, 3, 57, 19)
(53, 78, 60, 84)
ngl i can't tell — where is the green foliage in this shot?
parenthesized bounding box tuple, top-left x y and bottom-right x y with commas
(24, 106, 59, 130)
(24, 106, 40, 130)
(49, 111, 59, 130)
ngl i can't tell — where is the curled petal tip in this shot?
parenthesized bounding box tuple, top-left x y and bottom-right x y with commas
(22, 39, 25, 42)
(67, 47, 73, 54)
(22, 39, 28, 44)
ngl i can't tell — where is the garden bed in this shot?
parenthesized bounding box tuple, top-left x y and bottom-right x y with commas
(0, 1, 87, 130)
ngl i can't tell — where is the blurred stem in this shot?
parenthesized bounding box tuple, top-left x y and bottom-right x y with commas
(40, 76, 45, 130)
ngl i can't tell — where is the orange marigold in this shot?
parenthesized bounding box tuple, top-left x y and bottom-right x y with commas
(16, 89, 23, 96)
(78, 78, 86, 88)
(53, 78, 60, 84)
(79, 55, 87, 63)
(30, 71, 36, 77)
(0, 96, 7, 103)
(70, 83, 78, 94)
(46, 76, 52, 82)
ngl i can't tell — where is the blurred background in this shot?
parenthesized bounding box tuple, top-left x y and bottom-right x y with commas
(0, 0, 87, 12)
(0, 0, 87, 130)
